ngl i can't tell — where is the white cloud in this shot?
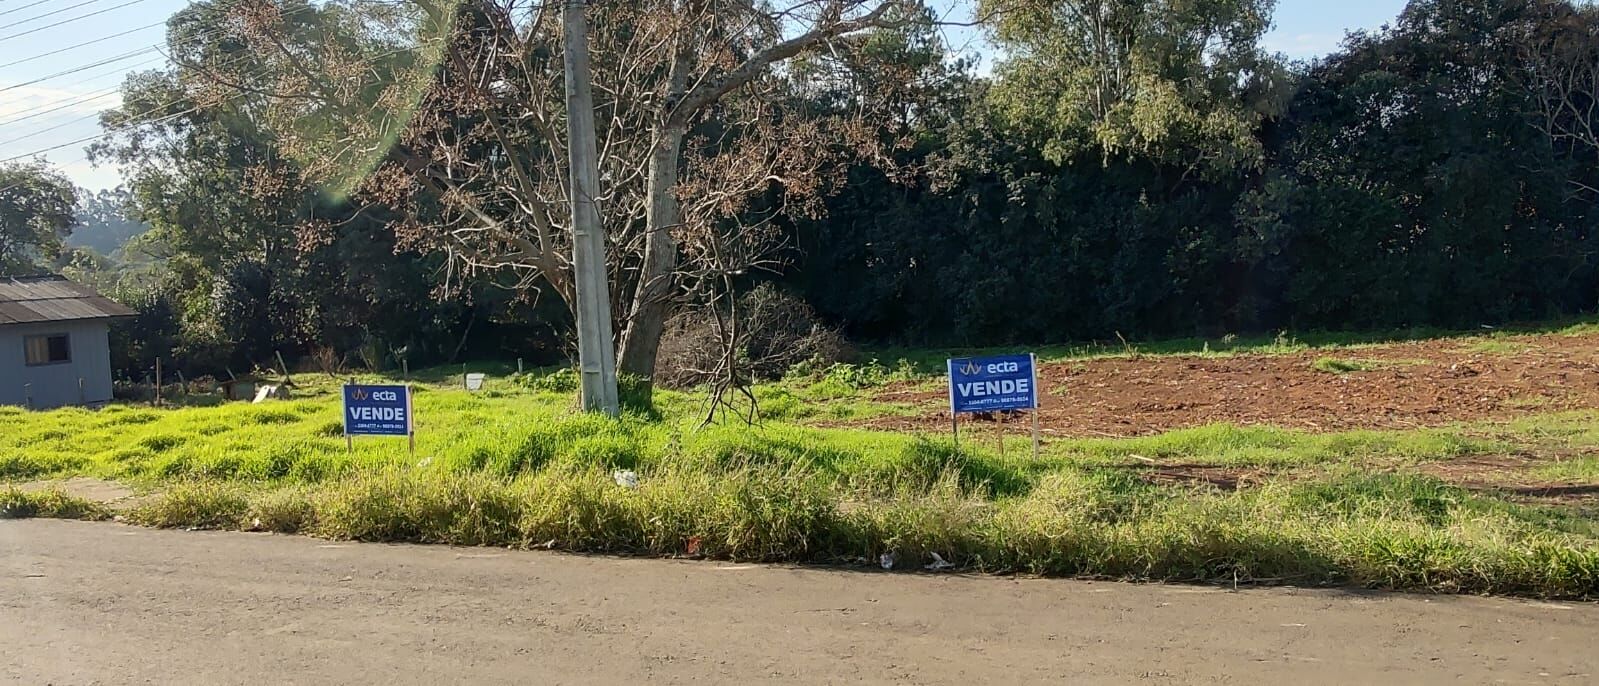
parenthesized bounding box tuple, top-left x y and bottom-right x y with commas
(1264, 32, 1346, 60)
(0, 83, 121, 121)
(0, 82, 125, 189)
(52, 156, 126, 190)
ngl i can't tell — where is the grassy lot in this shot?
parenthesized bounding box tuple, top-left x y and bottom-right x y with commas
(3, 344, 1599, 598)
(874, 318, 1599, 374)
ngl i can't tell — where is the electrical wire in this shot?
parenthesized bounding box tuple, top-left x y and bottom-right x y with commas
(0, 2, 317, 93)
(0, 46, 265, 142)
(0, 54, 166, 123)
(0, 0, 118, 31)
(0, 18, 166, 69)
(1, 38, 439, 171)
(0, 0, 68, 19)
(0, 0, 156, 43)
(0, 85, 121, 127)
(0, 45, 158, 93)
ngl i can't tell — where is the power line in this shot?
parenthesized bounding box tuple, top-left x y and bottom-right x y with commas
(0, 85, 120, 127)
(0, 48, 266, 143)
(0, 0, 66, 19)
(0, 19, 166, 69)
(0, 0, 156, 43)
(0, 103, 196, 165)
(0, 45, 158, 93)
(0, 55, 165, 123)
(0, 2, 318, 93)
(1, 39, 438, 167)
(0, 92, 122, 144)
(0, 3, 332, 161)
(0, 0, 117, 30)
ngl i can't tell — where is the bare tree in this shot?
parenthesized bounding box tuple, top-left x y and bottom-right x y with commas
(186, 0, 923, 386)
(1521, 5, 1599, 199)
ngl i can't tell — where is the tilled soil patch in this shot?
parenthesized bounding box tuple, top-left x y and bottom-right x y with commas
(859, 332, 1599, 437)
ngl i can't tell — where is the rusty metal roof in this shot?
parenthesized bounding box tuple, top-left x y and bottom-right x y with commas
(0, 274, 137, 326)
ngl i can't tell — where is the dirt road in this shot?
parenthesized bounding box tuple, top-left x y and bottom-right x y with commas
(2, 520, 1594, 685)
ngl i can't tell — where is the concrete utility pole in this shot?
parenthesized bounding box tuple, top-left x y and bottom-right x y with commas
(562, 0, 620, 416)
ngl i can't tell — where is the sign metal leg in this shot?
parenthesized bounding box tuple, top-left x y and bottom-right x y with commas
(1031, 409, 1041, 459)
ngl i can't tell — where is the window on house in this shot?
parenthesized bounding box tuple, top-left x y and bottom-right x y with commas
(24, 334, 70, 366)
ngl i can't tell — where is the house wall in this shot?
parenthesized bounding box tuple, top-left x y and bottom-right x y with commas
(0, 320, 115, 409)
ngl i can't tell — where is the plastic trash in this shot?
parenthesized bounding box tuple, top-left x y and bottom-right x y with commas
(879, 551, 897, 569)
(613, 469, 639, 489)
(925, 552, 954, 570)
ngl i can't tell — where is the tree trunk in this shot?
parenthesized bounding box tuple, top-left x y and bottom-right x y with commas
(617, 130, 684, 378)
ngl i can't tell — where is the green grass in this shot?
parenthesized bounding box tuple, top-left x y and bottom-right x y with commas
(1460, 339, 1534, 355)
(0, 488, 112, 520)
(4, 367, 1599, 597)
(866, 316, 1599, 379)
(1536, 457, 1599, 483)
(112, 467, 1598, 597)
(1311, 357, 1376, 374)
(1047, 423, 1498, 469)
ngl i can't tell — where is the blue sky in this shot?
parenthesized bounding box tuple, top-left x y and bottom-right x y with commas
(0, 0, 1409, 191)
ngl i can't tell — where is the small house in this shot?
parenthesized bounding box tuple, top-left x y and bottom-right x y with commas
(0, 275, 136, 409)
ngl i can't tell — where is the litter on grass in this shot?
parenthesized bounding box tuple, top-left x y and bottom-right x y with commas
(612, 470, 639, 489)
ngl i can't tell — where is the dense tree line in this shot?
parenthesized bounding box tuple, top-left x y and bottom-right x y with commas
(6, 0, 1596, 379)
(791, 0, 1599, 345)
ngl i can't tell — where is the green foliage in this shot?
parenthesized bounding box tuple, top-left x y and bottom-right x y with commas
(91, 29, 566, 378)
(55, 0, 1599, 385)
(820, 360, 891, 389)
(1461, 340, 1532, 355)
(1054, 423, 1495, 468)
(129, 482, 249, 528)
(8, 372, 1599, 596)
(983, 0, 1287, 172)
(0, 488, 112, 521)
(785, 359, 918, 391)
(109, 466, 1599, 597)
(791, 0, 1599, 347)
(64, 187, 149, 255)
(1311, 357, 1374, 374)
(0, 161, 79, 274)
(1229, 0, 1599, 330)
(515, 368, 580, 394)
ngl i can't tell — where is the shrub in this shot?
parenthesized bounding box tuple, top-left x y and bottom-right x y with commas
(655, 284, 852, 388)
(0, 488, 111, 520)
(515, 368, 579, 394)
(130, 483, 250, 529)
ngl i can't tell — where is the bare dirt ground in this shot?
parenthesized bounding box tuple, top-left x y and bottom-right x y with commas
(3, 519, 1596, 685)
(866, 331, 1599, 436)
(15, 476, 160, 511)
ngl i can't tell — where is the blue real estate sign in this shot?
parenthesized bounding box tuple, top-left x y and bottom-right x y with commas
(342, 384, 413, 436)
(947, 354, 1038, 414)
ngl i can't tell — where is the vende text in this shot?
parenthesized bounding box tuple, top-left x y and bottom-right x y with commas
(956, 378, 1030, 397)
(349, 407, 406, 421)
